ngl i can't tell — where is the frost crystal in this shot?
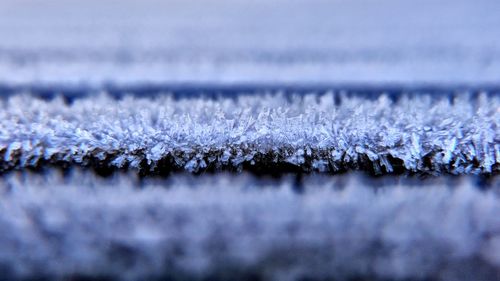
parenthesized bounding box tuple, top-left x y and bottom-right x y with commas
(0, 92, 498, 175)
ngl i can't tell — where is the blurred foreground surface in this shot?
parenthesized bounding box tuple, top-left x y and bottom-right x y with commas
(0, 170, 498, 281)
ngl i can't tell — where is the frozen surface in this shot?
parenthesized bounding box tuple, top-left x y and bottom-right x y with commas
(1, 1, 499, 280)
(1, 0, 500, 85)
(0, 171, 498, 280)
(0, 92, 498, 175)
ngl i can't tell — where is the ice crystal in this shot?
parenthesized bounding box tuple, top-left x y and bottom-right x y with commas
(0, 92, 498, 175)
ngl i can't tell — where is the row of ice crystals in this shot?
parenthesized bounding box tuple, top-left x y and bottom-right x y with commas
(0, 92, 498, 174)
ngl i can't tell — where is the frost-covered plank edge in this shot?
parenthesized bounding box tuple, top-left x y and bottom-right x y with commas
(0, 92, 498, 175)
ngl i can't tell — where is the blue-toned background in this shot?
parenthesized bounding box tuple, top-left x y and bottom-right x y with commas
(1, 0, 500, 86)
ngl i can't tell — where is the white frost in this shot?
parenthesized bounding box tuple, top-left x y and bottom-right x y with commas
(0, 92, 498, 175)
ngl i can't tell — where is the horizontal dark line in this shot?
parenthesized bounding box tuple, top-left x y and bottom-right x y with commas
(1, 82, 500, 101)
(2, 150, 497, 180)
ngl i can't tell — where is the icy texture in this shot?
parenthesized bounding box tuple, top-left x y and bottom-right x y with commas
(1, 0, 500, 85)
(0, 92, 498, 175)
(0, 171, 498, 280)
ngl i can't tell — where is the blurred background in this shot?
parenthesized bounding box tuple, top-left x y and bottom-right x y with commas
(1, 0, 500, 86)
